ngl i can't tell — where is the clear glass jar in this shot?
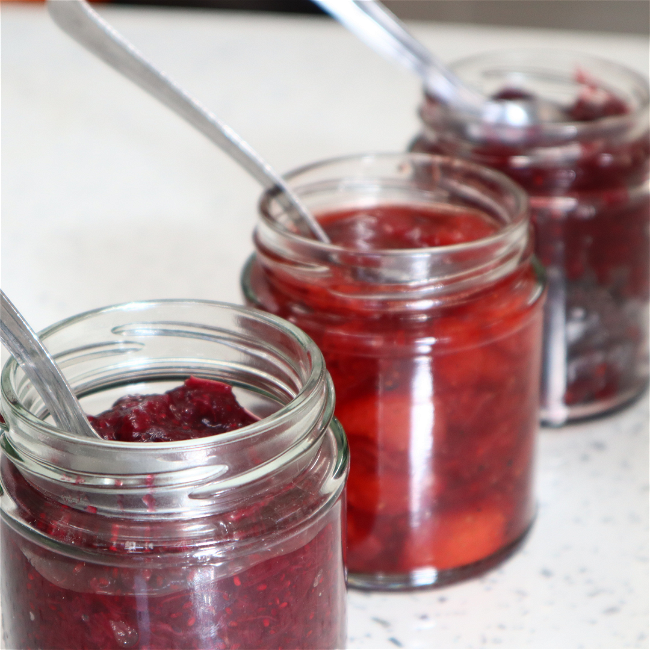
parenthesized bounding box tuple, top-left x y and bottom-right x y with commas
(410, 50, 650, 425)
(242, 153, 545, 590)
(0, 300, 348, 650)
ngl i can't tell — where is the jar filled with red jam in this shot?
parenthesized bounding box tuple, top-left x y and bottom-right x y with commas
(242, 153, 545, 589)
(411, 51, 650, 425)
(0, 300, 348, 649)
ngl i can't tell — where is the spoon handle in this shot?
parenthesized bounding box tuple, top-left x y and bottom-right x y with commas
(47, 0, 329, 243)
(314, 0, 483, 110)
(0, 291, 100, 439)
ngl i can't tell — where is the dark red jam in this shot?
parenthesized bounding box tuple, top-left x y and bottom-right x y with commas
(491, 83, 629, 122)
(247, 204, 544, 582)
(1, 379, 345, 649)
(88, 377, 257, 442)
(413, 84, 649, 420)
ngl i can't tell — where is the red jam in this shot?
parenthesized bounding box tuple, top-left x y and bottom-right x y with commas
(491, 83, 629, 122)
(88, 377, 257, 442)
(413, 83, 649, 421)
(319, 204, 499, 249)
(247, 203, 544, 583)
(1, 379, 345, 649)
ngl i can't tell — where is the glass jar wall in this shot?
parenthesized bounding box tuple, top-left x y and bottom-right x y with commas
(242, 153, 545, 589)
(411, 51, 650, 425)
(0, 300, 348, 650)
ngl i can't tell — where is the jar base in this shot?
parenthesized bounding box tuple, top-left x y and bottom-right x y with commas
(346, 521, 533, 592)
(540, 381, 649, 428)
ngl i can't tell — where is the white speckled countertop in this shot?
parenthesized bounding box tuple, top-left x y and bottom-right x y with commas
(1, 5, 648, 648)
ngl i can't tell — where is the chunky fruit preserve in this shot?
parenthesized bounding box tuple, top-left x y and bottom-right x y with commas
(1, 478, 344, 650)
(411, 51, 649, 424)
(244, 154, 545, 589)
(1, 301, 347, 649)
(318, 204, 500, 248)
(87, 377, 258, 443)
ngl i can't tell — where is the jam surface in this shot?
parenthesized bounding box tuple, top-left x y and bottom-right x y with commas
(1, 380, 345, 649)
(491, 83, 629, 122)
(88, 376, 257, 442)
(320, 204, 499, 250)
(414, 83, 649, 419)
(248, 203, 544, 581)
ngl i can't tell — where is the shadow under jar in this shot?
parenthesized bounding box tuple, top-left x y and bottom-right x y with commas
(0, 300, 348, 650)
(411, 50, 650, 426)
(242, 153, 545, 590)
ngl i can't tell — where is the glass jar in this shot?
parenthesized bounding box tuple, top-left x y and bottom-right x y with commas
(411, 50, 650, 425)
(242, 153, 545, 590)
(0, 300, 348, 650)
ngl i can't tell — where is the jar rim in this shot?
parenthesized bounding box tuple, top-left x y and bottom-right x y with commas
(437, 48, 649, 137)
(260, 152, 529, 255)
(1, 299, 328, 452)
(1, 300, 345, 524)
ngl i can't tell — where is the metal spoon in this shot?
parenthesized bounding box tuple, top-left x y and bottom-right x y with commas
(314, 0, 564, 125)
(0, 291, 101, 439)
(47, 0, 330, 243)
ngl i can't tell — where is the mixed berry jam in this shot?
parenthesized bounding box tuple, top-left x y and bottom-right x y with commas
(491, 82, 629, 122)
(88, 377, 257, 442)
(413, 81, 649, 423)
(1, 379, 345, 649)
(247, 203, 544, 584)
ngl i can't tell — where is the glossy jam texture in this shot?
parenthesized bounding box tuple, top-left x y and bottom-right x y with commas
(319, 204, 499, 249)
(413, 85, 649, 419)
(1, 380, 345, 649)
(248, 204, 543, 583)
(88, 377, 257, 442)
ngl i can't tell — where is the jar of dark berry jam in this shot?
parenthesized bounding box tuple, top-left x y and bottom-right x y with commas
(242, 153, 545, 590)
(0, 300, 348, 650)
(410, 50, 650, 425)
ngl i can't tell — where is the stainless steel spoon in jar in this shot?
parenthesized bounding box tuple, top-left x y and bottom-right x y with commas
(314, 0, 564, 125)
(47, 0, 330, 243)
(0, 290, 101, 439)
